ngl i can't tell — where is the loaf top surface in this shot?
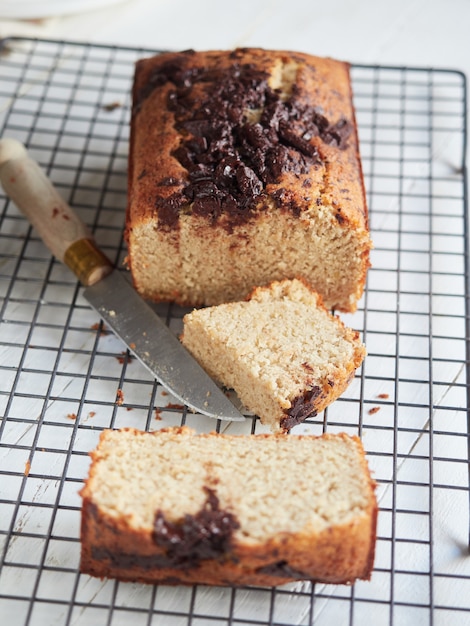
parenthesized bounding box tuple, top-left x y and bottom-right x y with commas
(128, 47, 368, 233)
(81, 426, 376, 545)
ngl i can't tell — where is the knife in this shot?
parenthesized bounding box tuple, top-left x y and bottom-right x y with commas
(0, 138, 244, 421)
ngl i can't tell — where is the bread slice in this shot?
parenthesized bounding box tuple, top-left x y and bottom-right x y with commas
(181, 278, 366, 431)
(80, 427, 377, 587)
(126, 48, 372, 312)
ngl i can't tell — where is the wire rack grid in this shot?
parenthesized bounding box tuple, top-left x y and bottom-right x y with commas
(0, 37, 468, 626)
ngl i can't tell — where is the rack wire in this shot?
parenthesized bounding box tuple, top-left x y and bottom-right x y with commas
(0, 37, 468, 626)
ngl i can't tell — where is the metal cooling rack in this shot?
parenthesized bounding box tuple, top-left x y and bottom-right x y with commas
(0, 37, 469, 626)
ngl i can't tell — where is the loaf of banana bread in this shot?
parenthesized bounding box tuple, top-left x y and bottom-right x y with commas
(126, 48, 371, 312)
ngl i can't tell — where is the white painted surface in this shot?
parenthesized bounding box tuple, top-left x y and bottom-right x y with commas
(0, 2, 469, 625)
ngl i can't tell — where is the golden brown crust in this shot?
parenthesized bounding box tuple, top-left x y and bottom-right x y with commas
(126, 48, 372, 312)
(80, 428, 377, 586)
(80, 509, 377, 586)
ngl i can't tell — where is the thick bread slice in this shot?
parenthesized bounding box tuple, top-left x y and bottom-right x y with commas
(80, 427, 377, 587)
(182, 278, 366, 431)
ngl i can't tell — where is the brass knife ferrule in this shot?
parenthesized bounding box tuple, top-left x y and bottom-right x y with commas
(64, 238, 113, 286)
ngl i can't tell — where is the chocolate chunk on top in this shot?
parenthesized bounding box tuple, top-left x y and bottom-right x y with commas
(140, 53, 352, 228)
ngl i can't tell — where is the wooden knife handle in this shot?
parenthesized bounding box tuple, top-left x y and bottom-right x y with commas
(0, 138, 113, 286)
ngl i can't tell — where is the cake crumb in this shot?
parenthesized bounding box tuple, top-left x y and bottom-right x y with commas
(377, 393, 389, 399)
(91, 322, 110, 336)
(116, 351, 134, 365)
(368, 406, 381, 415)
(116, 389, 124, 406)
(24, 459, 31, 476)
(67, 413, 77, 420)
(154, 408, 163, 420)
(102, 101, 121, 111)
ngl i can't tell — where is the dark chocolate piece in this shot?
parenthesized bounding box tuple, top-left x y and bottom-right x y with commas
(281, 385, 323, 430)
(136, 52, 351, 228)
(152, 488, 240, 568)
